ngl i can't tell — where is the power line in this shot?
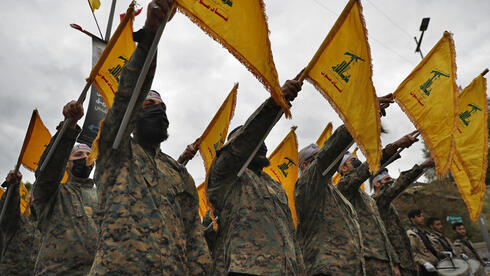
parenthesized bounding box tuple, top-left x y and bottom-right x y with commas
(312, 0, 416, 66)
(365, 0, 413, 40)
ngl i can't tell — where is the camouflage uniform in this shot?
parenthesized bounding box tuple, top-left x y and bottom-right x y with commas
(32, 125, 98, 275)
(373, 165, 423, 276)
(453, 235, 485, 264)
(294, 125, 364, 275)
(207, 97, 305, 275)
(337, 146, 400, 276)
(88, 30, 211, 275)
(427, 230, 454, 260)
(0, 183, 40, 275)
(406, 226, 439, 267)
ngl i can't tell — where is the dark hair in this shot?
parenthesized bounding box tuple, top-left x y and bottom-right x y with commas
(452, 222, 464, 230)
(426, 217, 440, 227)
(408, 209, 422, 219)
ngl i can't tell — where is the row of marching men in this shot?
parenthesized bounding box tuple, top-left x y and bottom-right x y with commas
(0, 1, 486, 275)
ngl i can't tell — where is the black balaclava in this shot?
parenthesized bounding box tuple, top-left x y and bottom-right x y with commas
(135, 104, 169, 145)
(71, 158, 94, 178)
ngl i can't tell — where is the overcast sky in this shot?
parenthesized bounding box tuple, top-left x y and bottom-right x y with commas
(1, 0, 489, 186)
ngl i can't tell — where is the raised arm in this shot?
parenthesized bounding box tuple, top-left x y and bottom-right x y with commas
(97, 0, 174, 154)
(208, 78, 302, 208)
(337, 132, 418, 195)
(34, 102, 83, 228)
(375, 158, 433, 210)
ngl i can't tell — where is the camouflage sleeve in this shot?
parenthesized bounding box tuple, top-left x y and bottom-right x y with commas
(315, 125, 353, 177)
(33, 123, 79, 232)
(181, 170, 211, 274)
(374, 164, 423, 210)
(208, 97, 283, 210)
(0, 183, 21, 237)
(337, 144, 401, 196)
(294, 125, 352, 225)
(97, 29, 157, 156)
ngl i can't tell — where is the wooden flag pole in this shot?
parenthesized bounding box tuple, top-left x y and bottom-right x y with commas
(321, 140, 355, 176)
(297, 0, 357, 82)
(113, 15, 171, 149)
(0, 110, 38, 225)
(481, 68, 488, 77)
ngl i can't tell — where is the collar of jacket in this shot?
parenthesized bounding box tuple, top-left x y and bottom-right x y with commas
(66, 175, 95, 189)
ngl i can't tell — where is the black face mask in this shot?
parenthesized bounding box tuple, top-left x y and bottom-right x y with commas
(350, 158, 362, 168)
(135, 104, 169, 145)
(71, 158, 93, 178)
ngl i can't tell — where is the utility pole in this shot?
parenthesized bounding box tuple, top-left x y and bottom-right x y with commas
(105, 0, 118, 41)
(414, 17, 430, 60)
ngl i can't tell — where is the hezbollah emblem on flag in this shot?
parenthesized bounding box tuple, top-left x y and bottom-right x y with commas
(323, 51, 366, 93)
(409, 69, 450, 107)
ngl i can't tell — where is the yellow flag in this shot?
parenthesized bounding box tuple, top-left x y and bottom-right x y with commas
(20, 110, 68, 183)
(197, 184, 208, 218)
(305, 0, 381, 172)
(0, 188, 4, 198)
(451, 74, 487, 221)
(264, 127, 299, 227)
(316, 122, 333, 147)
(88, 0, 101, 11)
(394, 31, 458, 176)
(19, 182, 31, 217)
(196, 84, 238, 219)
(176, 0, 290, 117)
(92, 4, 136, 108)
(20, 110, 51, 172)
(198, 84, 238, 172)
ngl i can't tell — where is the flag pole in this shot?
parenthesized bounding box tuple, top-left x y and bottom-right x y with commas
(105, 0, 118, 41)
(87, 0, 104, 39)
(481, 68, 488, 77)
(0, 110, 38, 225)
(237, 110, 283, 177)
(112, 15, 171, 149)
(322, 140, 355, 176)
(297, 0, 357, 82)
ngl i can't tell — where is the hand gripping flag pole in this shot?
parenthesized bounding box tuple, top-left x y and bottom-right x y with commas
(112, 15, 171, 150)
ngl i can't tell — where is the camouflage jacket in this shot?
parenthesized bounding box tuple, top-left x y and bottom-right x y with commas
(0, 183, 40, 275)
(406, 226, 439, 265)
(88, 32, 211, 275)
(337, 147, 399, 269)
(373, 165, 423, 271)
(453, 235, 484, 263)
(207, 98, 305, 275)
(427, 230, 454, 259)
(32, 124, 98, 275)
(294, 125, 364, 275)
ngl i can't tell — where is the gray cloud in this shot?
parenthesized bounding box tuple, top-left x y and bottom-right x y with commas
(0, 0, 488, 185)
